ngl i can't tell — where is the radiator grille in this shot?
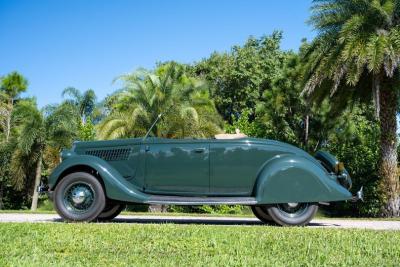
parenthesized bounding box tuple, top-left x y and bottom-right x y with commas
(85, 148, 131, 161)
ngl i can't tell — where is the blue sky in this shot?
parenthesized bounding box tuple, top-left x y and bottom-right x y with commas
(0, 0, 314, 107)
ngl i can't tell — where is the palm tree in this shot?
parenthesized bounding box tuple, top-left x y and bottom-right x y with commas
(303, 0, 400, 216)
(98, 63, 222, 140)
(99, 63, 222, 213)
(62, 87, 97, 124)
(11, 100, 78, 210)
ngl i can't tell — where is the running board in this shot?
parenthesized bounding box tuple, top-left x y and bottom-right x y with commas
(145, 196, 257, 205)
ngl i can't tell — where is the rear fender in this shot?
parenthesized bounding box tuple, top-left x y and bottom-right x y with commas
(254, 155, 352, 204)
(48, 155, 149, 203)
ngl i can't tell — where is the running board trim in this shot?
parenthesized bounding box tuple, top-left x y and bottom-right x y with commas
(145, 196, 257, 205)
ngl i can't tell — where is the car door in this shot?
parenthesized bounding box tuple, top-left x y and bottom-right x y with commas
(144, 138, 209, 195)
(210, 141, 275, 195)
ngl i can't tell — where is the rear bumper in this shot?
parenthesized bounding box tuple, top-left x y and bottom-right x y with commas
(351, 186, 364, 202)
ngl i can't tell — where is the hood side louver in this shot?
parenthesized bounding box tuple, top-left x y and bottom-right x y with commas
(85, 148, 131, 161)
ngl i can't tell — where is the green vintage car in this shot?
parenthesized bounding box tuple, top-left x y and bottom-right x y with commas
(39, 131, 361, 226)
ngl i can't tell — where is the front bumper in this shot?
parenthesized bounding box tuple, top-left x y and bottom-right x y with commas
(37, 179, 53, 201)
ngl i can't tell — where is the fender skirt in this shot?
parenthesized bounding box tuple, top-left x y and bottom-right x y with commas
(254, 155, 352, 204)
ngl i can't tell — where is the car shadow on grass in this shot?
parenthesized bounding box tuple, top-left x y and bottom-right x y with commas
(110, 217, 263, 225)
(94, 217, 339, 227)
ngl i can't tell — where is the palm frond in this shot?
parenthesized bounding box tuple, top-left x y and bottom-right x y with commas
(303, 0, 400, 113)
(100, 63, 222, 139)
(62, 87, 81, 103)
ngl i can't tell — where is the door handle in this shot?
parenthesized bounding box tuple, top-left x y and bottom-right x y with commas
(193, 148, 206, 153)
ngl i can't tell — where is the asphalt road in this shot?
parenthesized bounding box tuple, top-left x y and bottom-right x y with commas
(0, 213, 399, 230)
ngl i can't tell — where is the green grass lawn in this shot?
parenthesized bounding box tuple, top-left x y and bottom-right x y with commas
(0, 223, 399, 266)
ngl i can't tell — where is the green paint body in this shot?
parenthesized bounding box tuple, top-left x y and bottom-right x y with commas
(48, 137, 352, 204)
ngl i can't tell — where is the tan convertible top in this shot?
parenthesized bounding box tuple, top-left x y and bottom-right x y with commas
(214, 129, 248, 139)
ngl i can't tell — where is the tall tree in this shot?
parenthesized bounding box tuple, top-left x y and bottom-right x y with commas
(303, 0, 400, 216)
(62, 87, 97, 124)
(0, 72, 27, 209)
(193, 32, 286, 122)
(11, 100, 78, 210)
(0, 72, 28, 142)
(98, 62, 222, 140)
(256, 51, 311, 147)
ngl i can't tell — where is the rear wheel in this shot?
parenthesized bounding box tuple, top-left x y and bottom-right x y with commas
(54, 172, 105, 222)
(267, 202, 318, 226)
(97, 202, 125, 221)
(251, 206, 273, 223)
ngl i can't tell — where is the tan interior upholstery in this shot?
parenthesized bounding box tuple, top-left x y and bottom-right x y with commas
(214, 129, 248, 139)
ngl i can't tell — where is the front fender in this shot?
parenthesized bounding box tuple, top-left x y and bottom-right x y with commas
(254, 155, 352, 204)
(48, 155, 149, 203)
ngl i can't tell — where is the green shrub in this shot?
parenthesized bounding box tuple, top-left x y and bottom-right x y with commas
(126, 204, 149, 212)
(168, 205, 250, 215)
(37, 197, 54, 211)
(323, 107, 384, 217)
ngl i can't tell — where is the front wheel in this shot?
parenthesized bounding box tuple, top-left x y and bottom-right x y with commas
(267, 203, 318, 226)
(54, 172, 106, 222)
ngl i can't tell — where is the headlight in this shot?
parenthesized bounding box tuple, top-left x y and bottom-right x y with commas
(60, 150, 73, 161)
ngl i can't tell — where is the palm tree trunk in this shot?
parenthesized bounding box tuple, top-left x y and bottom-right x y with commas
(378, 84, 400, 217)
(1, 102, 12, 209)
(5, 99, 14, 143)
(5, 115, 10, 143)
(0, 182, 4, 210)
(30, 154, 42, 211)
(303, 115, 309, 149)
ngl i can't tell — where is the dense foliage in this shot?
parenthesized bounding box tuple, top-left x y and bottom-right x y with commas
(193, 31, 285, 123)
(0, 1, 399, 216)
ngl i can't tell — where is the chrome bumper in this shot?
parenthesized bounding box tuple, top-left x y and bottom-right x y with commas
(37, 184, 48, 194)
(37, 178, 53, 201)
(351, 186, 364, 202)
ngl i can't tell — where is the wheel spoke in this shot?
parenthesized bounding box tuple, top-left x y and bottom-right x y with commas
(63, 182, 96, 214)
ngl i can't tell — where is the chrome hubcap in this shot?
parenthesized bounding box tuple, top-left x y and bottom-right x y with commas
(287, 202, 299, 208)
(71, 187, 88, 204)
(63, 182, 95, 214)
(277, 203, 309, 218)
